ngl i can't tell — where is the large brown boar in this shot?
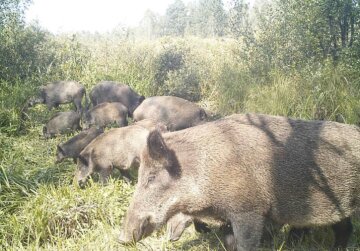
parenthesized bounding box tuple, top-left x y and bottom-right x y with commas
(119, 113, 360, 250)
(133, 96, 207, 131)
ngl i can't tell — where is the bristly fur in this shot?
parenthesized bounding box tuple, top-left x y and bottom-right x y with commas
(122, 113, 360, 251)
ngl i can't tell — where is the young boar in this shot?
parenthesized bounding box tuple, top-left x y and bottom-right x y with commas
(26, 81, 87, 113)
(76, 125, 150, 186)
(133, 96, 207, 131)
(56, 127, 104, 163)
(89, 81, 144, 117)
(43, 111, 81, 138)
(83, 102, 128, 129)
(76, 119, 169, 187)
(119, 113, 360, 250)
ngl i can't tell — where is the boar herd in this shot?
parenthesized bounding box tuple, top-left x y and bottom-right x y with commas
(23, 80, 360, 250)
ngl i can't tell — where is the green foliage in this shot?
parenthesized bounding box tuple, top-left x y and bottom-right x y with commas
(164, 0, 187, 36)
(1, 182, 132, 248)
(244, 64, 360, 124)
(46, 35, 92, 82)
(227, 0, 253, 44)
(248, 0, 360, 75)
(196, 0, 227, 37)
(0, 0, 30, 27)
(152, 39, 203, 100)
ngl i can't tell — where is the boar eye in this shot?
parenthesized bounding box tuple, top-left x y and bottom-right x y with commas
(147, 175, 155, 184)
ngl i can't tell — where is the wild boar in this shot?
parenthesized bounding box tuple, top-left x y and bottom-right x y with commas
(76, 125, 151, 186)
(26, 81, 87, 113)
(56, 127, 104, 163)
(89, 81, 144, 117)
(76, 119, 169, 187)
(119, 113, 360, 250)
(83, 102, 128, 129)
(133, 96, 207, 131)
(43, 111, 81, 138)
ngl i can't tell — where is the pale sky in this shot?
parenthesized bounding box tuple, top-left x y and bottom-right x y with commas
(25, 0, 255, 34)
(25, 0, 192, 33)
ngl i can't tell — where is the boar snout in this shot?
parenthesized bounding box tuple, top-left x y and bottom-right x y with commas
(77, 175, 90, 189)
(119, 215, 155, 244)
(55, 157, 63, 164)
(75, 168, 91, 188)
(82, 121, 91, 130)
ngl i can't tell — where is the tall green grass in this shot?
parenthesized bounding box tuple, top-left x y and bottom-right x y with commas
(244, 65, 360, 123)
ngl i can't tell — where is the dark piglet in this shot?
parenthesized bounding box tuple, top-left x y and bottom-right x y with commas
(56, 127, 104, 163)
(43, 111, 81, 138)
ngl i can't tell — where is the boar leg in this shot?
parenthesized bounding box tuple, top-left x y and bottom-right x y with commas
(73, 98, 82, 113)
(332, 217, 352, 249)
(118, 118, 128, 127)
(99, 166, 112, 185)
(230, 212, 264, 251)
(46, 101, 59, 111)
(287, 227, 309, 244)
(119, 169, 132, 183)
(46, 101, 55, 110)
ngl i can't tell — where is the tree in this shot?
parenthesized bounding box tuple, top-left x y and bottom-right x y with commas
(0, 0, 30, 27)
(228, 0, 253, 45)
(0, 0, 59, 83)
(250, 0, 360, 73)
(139, 9, 162, 39)
(323, 0, 360, 60)
(198, 0, 227, 36)
(164, 0, 187, 36)
(186, 0, 227, 37)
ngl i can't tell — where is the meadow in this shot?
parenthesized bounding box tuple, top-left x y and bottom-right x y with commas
(1, 34, 360, 250)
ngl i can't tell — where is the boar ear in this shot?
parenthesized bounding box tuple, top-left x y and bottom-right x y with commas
(147, 129, 169, 160)
(147, 130, 181, 178)
(139, 96, 145, 103)
(78, 153, 89, 166)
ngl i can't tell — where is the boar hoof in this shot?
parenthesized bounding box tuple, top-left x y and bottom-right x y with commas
(332, 217, 352, 249)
